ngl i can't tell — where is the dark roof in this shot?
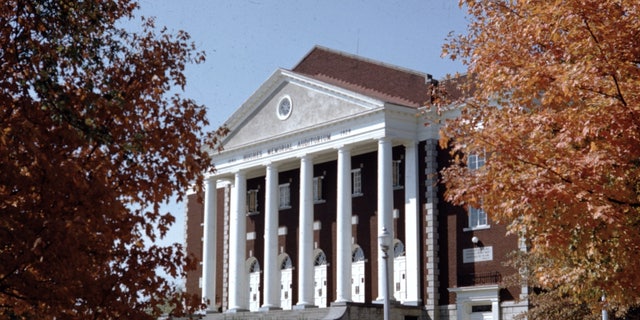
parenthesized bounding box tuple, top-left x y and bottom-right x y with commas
(292, 46, 434, 108)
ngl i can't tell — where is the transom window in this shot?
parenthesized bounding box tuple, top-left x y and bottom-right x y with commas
(279, 183, 291, 209)
(249, 259, 261, 273)
(314, 251, 328, 266)
(393, 241, 405, 258)
(281, 255, 293, 269)
(351, 168, 363, 196)
(472, 305, 492, 313)
(352, 246, 365, 262)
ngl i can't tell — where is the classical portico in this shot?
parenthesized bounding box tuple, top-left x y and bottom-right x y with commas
(197, 62, 431, 313)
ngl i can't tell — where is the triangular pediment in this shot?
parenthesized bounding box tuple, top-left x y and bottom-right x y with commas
(221, 69, 385, 150)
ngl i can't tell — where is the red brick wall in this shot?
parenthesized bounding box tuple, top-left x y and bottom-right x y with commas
(436, 145, 521, 305)
(185, 192, 204, 298)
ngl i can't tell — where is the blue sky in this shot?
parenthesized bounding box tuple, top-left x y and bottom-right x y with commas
(134, 0, 469, 270)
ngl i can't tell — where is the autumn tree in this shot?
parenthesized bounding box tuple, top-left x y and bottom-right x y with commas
(440, 0, 640, 316)
(0, 0, 226, 318)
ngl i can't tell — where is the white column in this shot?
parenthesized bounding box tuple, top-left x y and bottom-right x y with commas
(377, 137, 394, 302)
(296, 155, 315, 308)
(335, 146, 352, 303)
(492, 300, 500, 320)
(202, 177, 218, 312)
(404, 142, 421, 305)
(262, 164, 280, 310)
(227, 171, 248, 312)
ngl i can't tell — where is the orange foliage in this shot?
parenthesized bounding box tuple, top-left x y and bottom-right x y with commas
(0, 0, 226, 318)
(440, 0, 640, 312)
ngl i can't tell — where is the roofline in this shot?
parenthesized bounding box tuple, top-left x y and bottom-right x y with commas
(294, 45, 433, 83)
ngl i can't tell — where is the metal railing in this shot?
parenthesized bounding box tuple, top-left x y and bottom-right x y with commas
(459, 271, 502, 286)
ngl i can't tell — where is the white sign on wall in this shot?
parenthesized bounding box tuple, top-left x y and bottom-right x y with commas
(462, 246, 493, 263)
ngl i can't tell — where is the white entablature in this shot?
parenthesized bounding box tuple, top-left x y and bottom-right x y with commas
(209, 69, 435, 179)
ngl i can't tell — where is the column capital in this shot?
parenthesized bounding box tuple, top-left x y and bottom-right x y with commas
(377, 136, 392, 144)
(402, 139, 418, 147)
(335, 144, 352, 152)
(298, 153, 315, 161)
(264, 161, 279, 169)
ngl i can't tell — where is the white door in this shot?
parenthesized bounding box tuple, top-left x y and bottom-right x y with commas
(280, 268, 293, 310)
(314, 264, 327, 307)
(393, 255, 406, 302)
(351, 260, 365, 302)
(249, 271, 260, 311)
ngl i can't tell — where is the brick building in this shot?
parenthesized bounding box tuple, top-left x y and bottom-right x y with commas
(184, 46, 528, 320)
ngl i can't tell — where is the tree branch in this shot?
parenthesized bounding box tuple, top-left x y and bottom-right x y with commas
(475, 131, 640, 209)
(581, 16, 628, 108)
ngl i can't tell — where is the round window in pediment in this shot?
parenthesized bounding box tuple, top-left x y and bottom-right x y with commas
(277, 95, 292, 120)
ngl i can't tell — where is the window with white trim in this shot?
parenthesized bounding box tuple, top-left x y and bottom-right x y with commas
(392, 160, 403, 188)
(313, 176, 324, 203)
(467, 152, 488, 229)
(351, 168, 363, 196)
(468, 153, 485, 170)
(279, 183, 291, 209)
(469, 206, 488, 228)
(247, 189, 259, 215)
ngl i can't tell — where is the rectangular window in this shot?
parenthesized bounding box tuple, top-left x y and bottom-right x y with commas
(468, 153, 485, 170)
(392, 160, 403, 188)
(247, 189, 259, 215)
(467, 152, 488, 229)
(472, 305, 492, 313)
(279, 183, 291, 209)
(469, 206, 488, 228)
(313, 176, 324, 203)
(351, 168, 362, 196)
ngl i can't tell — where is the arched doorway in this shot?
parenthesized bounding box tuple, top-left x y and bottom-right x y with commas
(313, 249, 328, 307)
(246, 258, 261, 311)
(351, 245, 366, 303)
(279, 254, 293, 310)
(393, 240, 407, 302)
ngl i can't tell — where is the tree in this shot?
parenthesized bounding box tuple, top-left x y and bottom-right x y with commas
(439, 0, 640, 315)
(0, 0, 226, 318)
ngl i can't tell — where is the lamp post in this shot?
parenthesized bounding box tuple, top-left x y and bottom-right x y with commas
(602, 294, 608, 320)
(379, 227, 392, 320)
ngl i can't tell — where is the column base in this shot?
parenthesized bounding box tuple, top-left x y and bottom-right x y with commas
(401, 299, 423, 306)
(259, 305, 282, 311)
(293, 303, 317, 310)
(331, 300, 350, 306)
(372, 298, 399, 304)
(225, 308, 249, 313)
